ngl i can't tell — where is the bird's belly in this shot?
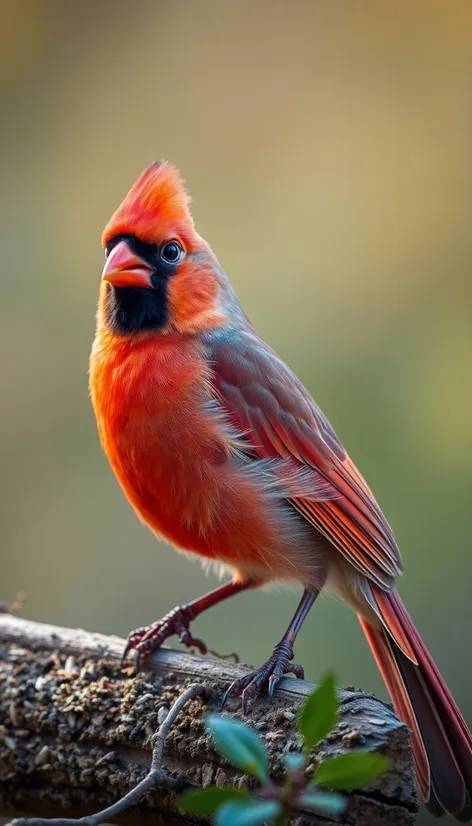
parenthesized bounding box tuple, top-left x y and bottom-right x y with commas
(101, 428, 243, 568)
(107, 423, 265, 561)
(101, 412, 326, 584)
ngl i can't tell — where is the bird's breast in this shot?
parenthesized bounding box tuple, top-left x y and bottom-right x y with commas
(91, 334, 220, 509)
(89, 332, 306, 576)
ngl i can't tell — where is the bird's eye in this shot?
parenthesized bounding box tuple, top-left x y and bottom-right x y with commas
(161, 241, 183, 263)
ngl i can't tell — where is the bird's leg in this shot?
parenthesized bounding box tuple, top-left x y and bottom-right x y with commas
(123, 579, 254, 670)
(223, 588, 319, 714)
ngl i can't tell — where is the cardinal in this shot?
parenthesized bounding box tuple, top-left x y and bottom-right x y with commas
(90, 162, 471, 819)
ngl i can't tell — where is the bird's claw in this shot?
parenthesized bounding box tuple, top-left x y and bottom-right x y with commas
(222, 638, 304, 714)
(122, 605, 208, 671)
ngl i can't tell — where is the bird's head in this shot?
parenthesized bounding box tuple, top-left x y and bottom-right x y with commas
(100, 162, 228, 336)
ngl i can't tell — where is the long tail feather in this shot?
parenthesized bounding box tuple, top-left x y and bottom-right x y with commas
(360, 589, 472, 820)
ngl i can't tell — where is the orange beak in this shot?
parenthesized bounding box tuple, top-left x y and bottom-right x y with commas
(101, 239, 153, 289)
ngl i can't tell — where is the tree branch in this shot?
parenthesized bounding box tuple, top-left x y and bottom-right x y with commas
(0, 614, 417, 825)
(5, 683, 206, 826)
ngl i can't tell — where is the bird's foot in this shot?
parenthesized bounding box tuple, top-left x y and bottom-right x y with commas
(122, 605, 208, 671)
(222, 638, 304, 714)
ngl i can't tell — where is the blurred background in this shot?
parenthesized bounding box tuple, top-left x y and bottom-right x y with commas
(1, 2, 471, 821)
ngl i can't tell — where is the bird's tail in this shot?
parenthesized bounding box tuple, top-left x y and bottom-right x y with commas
(359, 587, 472, 821)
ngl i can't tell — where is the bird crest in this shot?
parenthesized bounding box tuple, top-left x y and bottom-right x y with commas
(102, 161, 194, 248)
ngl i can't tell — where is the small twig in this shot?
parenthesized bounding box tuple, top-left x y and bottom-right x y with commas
(208, 647, 240, 664)
(150, 682, 207, 786)
(6, 682, 207, 826)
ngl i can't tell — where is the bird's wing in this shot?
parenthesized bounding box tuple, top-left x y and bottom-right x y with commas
(206, 329, 402, 589)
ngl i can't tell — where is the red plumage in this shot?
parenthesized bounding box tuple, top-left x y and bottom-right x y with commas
(90, 162, 472, 819)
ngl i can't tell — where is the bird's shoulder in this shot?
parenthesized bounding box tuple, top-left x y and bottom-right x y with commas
(201, 326, 345, 465)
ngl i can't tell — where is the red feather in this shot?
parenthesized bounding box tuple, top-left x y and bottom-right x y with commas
(360, 591, 472, 819)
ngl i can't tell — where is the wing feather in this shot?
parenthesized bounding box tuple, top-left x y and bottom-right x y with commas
(205, 329, 402, 588)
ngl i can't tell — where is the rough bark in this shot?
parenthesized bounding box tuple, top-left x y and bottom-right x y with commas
(0, 614, 417, 825)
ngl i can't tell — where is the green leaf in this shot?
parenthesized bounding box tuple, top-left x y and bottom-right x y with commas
(315, 751, 390, 790)
(298, 672, 338, 753)
(215, 799, 281, 826)
(298, 790, 346, 816)
(206, 714, 269, 781)
(178, 785, 251, 816)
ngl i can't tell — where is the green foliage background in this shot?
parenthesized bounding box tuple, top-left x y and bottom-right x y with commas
(1, 4, 471, 823)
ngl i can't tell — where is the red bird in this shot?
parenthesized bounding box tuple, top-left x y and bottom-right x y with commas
(90, 162, 472, 819)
